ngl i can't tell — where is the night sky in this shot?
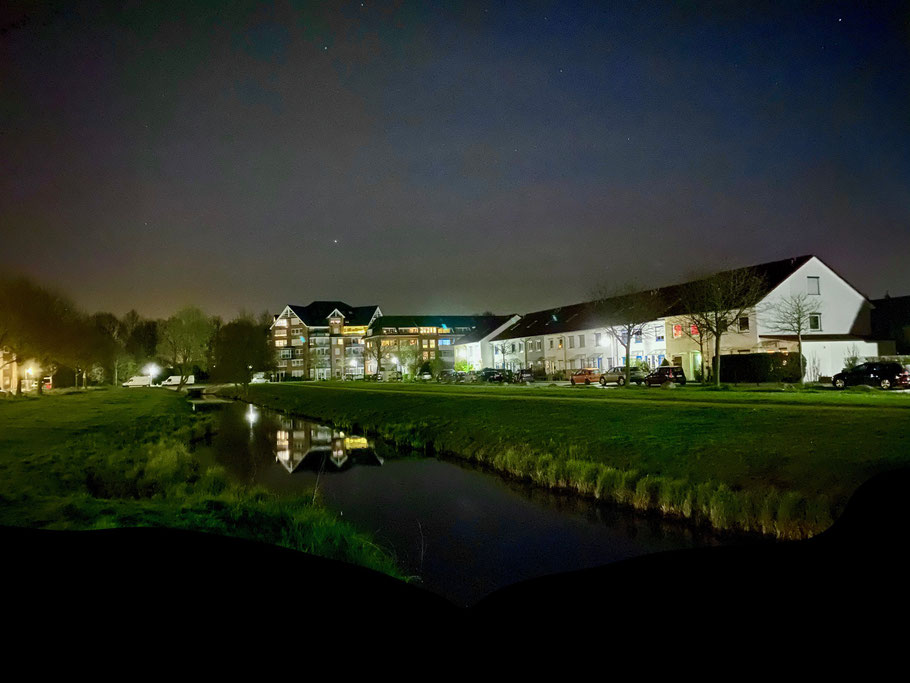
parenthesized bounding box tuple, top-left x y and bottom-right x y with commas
(2, 1, 909, 319)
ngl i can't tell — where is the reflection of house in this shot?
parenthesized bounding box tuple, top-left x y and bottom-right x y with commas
(475, 256, 895, 381)
(364, 315, 512, 374)
(274, 417, 378, 473)
(270, 301, 381, 380)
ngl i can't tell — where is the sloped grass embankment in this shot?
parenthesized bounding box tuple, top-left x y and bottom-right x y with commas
(224, 383, 910, 540)
(0, 389, 402, 578)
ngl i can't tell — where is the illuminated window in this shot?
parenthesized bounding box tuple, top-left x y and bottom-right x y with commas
(673, 324, 683, 339)
(690, 325, 699, 336)
(439, 338, 452, 346)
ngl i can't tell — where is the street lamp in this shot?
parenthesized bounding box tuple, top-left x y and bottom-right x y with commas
(144, 363, 160, 384)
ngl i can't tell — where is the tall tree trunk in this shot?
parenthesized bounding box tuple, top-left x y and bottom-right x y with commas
(714, 329, 723, 386)
(797, 332, 804, 384)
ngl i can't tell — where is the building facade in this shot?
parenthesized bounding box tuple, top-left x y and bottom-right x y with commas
(480, 255, 895, 382)
(364, 315, 512, 375)
(270, 301, 381, 380)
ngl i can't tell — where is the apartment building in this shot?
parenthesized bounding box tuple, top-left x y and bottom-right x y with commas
(270, 301, 381, 380)
(364, 315, 512, 374)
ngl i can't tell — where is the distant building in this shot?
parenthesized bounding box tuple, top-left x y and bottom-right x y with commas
(452, 315, 521, 371)
(270, 301, 381, 380)
(364, 315, 513, 375)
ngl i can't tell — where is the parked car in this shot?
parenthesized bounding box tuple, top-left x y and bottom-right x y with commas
(161, 375, 194, 386)
(643, 366, 687, 386)
(514, 368, 534, 383)
(250, 373, 269, 384)
(378, 370, 402, 382)
(417, 370, 433, 381)
(832, 362, 910, 390)
(569, 368, 600, 385)
(477, 368, 506, 382)
(437, 369, 461, 383)
(598, 365, 647, 386)
(122, 375, 152, 388)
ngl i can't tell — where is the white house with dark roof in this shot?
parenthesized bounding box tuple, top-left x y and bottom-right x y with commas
(480, 255, 895, 381)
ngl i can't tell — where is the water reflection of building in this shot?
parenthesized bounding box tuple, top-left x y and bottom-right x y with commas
(274, 417, 381, 473)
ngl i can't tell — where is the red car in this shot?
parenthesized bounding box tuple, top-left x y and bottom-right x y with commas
(569, 368, 600, 385)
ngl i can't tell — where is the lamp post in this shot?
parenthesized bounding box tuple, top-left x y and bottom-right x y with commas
(144, 363, 160, 386)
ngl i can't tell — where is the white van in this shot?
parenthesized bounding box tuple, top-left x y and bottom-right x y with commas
(122, 375, 151, 388)
(161, 375, 194, 386)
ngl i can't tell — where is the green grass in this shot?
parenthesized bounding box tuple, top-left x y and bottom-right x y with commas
(0, 388, 403, 578)
(223, 382, 910, 539)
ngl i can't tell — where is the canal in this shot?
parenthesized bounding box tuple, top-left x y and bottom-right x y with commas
(198, 402, 737, 606)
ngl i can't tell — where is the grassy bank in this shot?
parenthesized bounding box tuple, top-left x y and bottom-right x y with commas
(223, 382, 910, 539)
(0, 388, 403, 578)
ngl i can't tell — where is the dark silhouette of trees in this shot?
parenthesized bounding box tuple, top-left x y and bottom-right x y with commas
(211, 316, 273, 391)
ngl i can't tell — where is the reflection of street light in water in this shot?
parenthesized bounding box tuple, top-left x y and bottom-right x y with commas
(246, 405, 258, 428)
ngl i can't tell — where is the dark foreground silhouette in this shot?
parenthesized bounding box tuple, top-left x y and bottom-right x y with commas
(5, 468, 909, 641)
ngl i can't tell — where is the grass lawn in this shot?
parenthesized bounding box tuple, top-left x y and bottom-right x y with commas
(0, 388, 403, 577)
(225, 381, 910, 538)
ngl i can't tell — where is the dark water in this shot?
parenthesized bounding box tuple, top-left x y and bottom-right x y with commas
(198, 402, 732, 606)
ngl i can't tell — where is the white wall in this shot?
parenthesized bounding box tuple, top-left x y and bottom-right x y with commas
(757, 256, 872, 337)
(803, 339, 889, 381)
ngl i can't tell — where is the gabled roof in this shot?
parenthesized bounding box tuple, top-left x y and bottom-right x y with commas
(368, 314, 508, 333)
(283, 301, 380, 327)
(448, 315, 519, 344)
(490, 255, 816, 341)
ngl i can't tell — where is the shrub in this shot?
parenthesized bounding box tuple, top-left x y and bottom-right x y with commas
(595, 468, 623, 500)
(632, 475, 661, 509)
(708, 485, 738, 530)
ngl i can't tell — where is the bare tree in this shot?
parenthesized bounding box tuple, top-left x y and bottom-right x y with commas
(680, 268, 767, 386)
(590, 285, 668, 387)
(397, 340, 423, 378)
(762, 293, 817, 383)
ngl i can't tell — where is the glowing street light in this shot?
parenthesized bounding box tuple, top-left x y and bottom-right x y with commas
(144, 363, 160, 383)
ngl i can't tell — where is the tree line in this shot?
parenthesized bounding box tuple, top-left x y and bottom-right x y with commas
(0, 274, 274, 395)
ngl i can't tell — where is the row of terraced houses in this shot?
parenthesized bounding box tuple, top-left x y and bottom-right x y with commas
(268, 255, 908, 383)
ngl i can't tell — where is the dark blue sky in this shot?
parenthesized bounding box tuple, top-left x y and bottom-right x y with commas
(2, 1, 908, 318)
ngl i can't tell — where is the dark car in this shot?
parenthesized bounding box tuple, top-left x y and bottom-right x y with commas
(477, 368, 506, 382)
(643, 366, 687, 386)
(832, 362, 910, 390)
(514, 368, 534, 383)
(436, 369, 459, 383)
